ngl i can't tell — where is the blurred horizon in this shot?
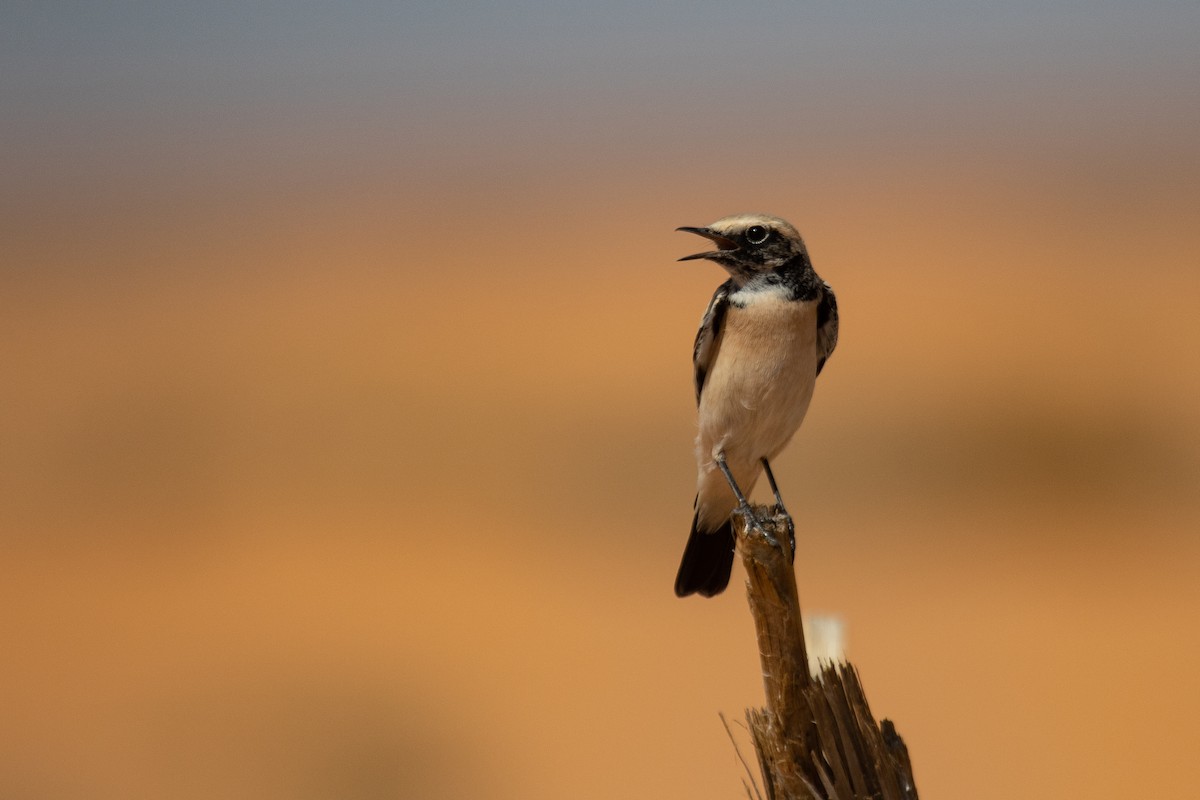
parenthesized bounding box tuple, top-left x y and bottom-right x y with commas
(3, 3, 1200, 799)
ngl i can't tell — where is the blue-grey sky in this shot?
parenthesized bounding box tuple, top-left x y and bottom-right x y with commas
(5, 2, 1197, 173)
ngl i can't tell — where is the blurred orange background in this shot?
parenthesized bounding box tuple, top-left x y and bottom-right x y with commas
(3, 4, 1199, 798)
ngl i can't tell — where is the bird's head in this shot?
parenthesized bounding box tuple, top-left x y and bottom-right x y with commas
(677, 213, 808, 285)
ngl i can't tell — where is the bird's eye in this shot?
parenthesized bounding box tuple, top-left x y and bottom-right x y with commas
(745, 225, 770, 245)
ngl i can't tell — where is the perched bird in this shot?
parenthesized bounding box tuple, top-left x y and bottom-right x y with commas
(674, 214, 839, 598)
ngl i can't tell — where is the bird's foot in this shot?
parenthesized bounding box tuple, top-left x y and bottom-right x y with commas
(774, 508, 796, 564)
(733, 505, 779, 548)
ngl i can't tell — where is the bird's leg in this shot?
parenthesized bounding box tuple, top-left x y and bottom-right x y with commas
(760, 457, 788, 513)
(714, 452, 778, 547)
(761, 457, 796, 562)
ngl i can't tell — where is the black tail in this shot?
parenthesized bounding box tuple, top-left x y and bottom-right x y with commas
(674, 510, 735, 598)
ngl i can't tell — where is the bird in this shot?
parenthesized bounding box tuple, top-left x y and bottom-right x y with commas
(673, 213, 839, 598)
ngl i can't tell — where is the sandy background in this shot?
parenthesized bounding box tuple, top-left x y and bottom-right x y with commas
(4, 3, 1200, 798)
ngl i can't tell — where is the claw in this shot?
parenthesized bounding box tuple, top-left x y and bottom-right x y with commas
(733, 506, 780, 547)
(779, 512, 796, 563)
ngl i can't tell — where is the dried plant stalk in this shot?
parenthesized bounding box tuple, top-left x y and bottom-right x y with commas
(735, 507, 918, 800)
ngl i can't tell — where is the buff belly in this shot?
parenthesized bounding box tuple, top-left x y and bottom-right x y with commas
(694, 293, 819, 533)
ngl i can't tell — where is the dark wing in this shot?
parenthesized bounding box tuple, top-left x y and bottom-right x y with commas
(815, 281, 839, 376)
(693, 279, 733, 405)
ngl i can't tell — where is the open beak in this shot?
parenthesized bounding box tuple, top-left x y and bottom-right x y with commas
(676, 226, 738, 261)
